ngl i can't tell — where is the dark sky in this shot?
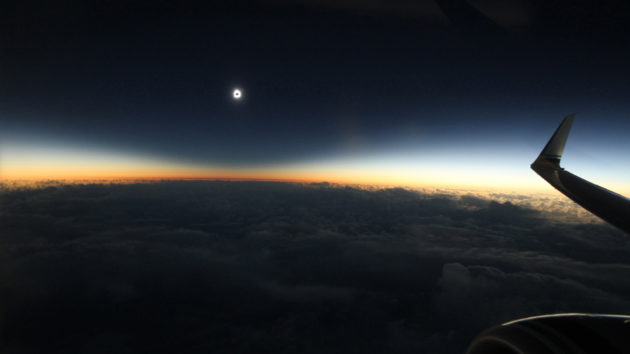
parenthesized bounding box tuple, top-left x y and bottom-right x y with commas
(2, 0, 630, 185)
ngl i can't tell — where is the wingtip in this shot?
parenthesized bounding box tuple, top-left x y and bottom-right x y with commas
(536, 114, 576, 165)
(563, 113, 576, 125)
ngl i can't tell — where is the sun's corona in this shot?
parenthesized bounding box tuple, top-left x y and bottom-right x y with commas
(232, 89, 242, 100)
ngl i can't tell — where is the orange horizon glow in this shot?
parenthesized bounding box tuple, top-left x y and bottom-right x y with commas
(4, 141, 630, 195)
(5, 165, 630, 196)
(0, 164, 557, 194)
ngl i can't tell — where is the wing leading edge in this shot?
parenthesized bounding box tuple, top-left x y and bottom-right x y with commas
(465, 116, 630, 353)
(531, 114, 630, 234)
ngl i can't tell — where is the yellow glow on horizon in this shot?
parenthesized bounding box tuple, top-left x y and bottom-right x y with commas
(3, 142, 630, 196)
(0, 155, 550, 194)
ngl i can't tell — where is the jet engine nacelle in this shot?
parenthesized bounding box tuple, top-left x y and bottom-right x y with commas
(466, 314, 630, 354)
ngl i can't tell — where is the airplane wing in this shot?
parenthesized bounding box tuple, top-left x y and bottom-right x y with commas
(466, 115, 630, 354)
(530, 114, 630, 234)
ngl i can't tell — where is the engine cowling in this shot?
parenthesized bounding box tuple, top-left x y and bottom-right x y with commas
(466, 314, 630, 354)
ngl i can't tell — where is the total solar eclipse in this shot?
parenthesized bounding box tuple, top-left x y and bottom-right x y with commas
(232, 89, 242, 100)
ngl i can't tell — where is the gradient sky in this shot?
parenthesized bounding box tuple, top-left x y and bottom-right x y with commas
(3, 0, 630, 192)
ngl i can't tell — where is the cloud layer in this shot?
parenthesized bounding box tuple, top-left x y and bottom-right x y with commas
(1, 181, 629, 353)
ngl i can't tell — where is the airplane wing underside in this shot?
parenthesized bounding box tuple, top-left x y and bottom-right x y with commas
(530, 114, 630, 234)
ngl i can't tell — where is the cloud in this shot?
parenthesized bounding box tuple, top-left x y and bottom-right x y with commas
(436, 262, 629, 330)
(0, 181, 628, 353)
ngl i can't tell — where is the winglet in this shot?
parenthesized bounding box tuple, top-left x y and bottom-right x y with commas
(534, 114, 575, 166)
